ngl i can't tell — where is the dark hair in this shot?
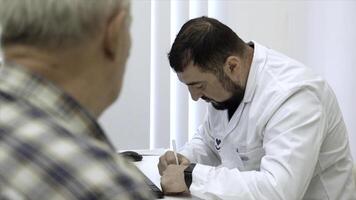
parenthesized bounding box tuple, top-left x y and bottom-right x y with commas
(168, 16, 247, 73)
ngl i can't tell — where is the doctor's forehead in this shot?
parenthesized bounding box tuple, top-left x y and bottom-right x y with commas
(177, 72, 200, 86)
(177, 63, 205, 83)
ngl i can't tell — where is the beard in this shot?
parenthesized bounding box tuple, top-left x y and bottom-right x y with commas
(203, 73, 245, 111)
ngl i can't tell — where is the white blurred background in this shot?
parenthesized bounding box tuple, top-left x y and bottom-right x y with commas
(1, 0, 355, 158)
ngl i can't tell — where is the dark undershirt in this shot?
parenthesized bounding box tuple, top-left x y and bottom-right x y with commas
(228, 105, 239, 121)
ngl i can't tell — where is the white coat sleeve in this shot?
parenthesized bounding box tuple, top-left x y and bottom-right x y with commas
(189, 89, 326, 200)
(179, 114, 221, 166)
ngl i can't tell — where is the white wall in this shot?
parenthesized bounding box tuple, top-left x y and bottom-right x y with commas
(100, 0, 356, 158)
(99, 0, 151, 150)
(304, 1, 356, 158)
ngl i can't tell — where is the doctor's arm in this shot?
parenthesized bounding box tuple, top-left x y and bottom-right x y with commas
(186, 90, 324, 200)
(158, 113, 220, 175)
(179, 114, 221, 166)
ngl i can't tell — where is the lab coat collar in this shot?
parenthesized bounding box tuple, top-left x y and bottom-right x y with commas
(242, 41, 268, 104)
(222, 41, 268, 135)
(208, 41, 268, 136)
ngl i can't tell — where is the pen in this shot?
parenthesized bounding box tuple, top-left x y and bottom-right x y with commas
(172, 139, 179, 165)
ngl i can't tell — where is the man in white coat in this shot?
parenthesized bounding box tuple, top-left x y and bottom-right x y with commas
(158, 16, 356, 200)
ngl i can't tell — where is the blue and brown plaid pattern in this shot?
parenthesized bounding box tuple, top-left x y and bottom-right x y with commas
(0, 62, 154, 200)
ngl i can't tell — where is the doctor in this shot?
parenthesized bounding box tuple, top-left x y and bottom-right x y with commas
(158, 17, 356, 199)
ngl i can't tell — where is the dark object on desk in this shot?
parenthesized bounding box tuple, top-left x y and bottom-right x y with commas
(118, 152, 164, 198)
(119, 151, 143, 162)
(136, 166, 164, 199)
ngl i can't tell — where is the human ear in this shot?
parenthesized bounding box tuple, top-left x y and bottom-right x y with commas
(103, 11, 127, 60)
(223, 56, 241, 81)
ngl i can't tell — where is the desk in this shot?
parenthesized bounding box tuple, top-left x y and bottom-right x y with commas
(134, 154, 202, 200)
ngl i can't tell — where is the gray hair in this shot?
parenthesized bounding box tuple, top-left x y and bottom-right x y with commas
(0, 0, 129, 49)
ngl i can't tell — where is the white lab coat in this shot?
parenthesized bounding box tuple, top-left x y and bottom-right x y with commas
(180, 42, 356, 200)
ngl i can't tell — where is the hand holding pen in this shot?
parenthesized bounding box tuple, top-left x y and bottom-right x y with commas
(158, 140, 192, 194)
(157, 140, 190, 175)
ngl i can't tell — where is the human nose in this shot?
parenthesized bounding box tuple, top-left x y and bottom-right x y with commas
(188, 86, 202, 101)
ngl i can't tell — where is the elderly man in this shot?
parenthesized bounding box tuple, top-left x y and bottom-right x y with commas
(159, 17, 356, 200)
(0, 0, 153, 199)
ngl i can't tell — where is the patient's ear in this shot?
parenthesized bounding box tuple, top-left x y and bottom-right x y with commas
(223, 56, 241, 82)
(103, 11, 127, 60)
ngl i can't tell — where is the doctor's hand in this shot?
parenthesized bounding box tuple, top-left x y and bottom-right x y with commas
(158, 151, 190, 175)
(160, 164, 189, 194)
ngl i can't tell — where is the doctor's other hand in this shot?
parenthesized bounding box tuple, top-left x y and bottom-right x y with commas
(160, 164, 189, 194)
(158, 151, 190, 175)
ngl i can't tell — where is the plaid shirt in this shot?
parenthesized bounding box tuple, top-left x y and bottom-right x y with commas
(0, 62, 154, 200)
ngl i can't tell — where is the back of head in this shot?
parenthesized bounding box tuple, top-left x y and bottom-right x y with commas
(168, 16, 247, 73)
(0, 0, 128, 50)
(0, 0, 131, 117)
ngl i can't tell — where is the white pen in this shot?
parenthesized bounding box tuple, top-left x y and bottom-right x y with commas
(172, 139, 179, 165)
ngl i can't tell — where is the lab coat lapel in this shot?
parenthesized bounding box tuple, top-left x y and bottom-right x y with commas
(224, 41, 267, 137)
